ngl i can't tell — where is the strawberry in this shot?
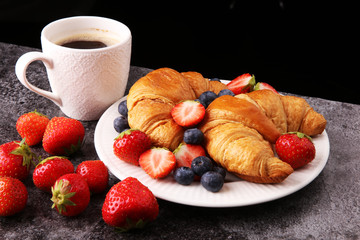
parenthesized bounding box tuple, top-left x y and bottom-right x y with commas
(0, 177, 28, 216)
(76, 160, 109, 194)
(0, 139, 35, 181)
(33, 156, 74, 192)
(102, 177, 159, 231)
(275, 132, 316, 169)
(113, 129, 152, 166)
(16, 110, 50, 146)
(43, 117, 85, 156)
(227, 73, 256, 95)
(253, 82, 279, 94)
(173, 143, 206, 168)
(51, 173, 90, 216)
(171, 100, 205, 127)
(139, 148, 176, 179)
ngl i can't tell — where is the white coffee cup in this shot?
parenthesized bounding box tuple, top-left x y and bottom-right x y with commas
(15, 16, 132, 121)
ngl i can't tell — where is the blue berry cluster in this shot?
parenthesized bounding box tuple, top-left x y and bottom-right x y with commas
(174, 156, 226, 192)
(196, 89, 235, 109)
(113, 100, 130, 133)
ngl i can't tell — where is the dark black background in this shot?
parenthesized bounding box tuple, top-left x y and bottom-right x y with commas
(0, 0, 356, 104)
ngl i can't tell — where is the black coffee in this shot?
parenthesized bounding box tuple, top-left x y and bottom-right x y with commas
(61, 40, 107, 49)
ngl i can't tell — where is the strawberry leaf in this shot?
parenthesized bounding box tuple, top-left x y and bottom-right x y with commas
(11, 139, 36, 169)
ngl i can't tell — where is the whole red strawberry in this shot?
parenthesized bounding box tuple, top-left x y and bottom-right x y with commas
(275, 132, 316, 169)
(43, 117, 85, 156)
(16, 110, 50, 146)
(33, 156, 74, 192)
(76, 160, 109, 194)
(0, 139, 35, 181)
(0, 176, 28, 216)
(113, 129, 152, 166)
(51, 173, 90, 216)
(102, 177, 159, 231)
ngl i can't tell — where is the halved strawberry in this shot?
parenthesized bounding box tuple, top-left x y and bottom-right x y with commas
(173, 143, 206, 168)
(254, 82, 279, 94)
(171, 101, 205, 127)
(227, 73, 255, 95)
(139, 148, 176, 179)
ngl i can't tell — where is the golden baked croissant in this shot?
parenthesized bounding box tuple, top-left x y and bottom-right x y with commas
(127, 68, 228, 151)
(240, 90, 327, 136)
(199, 91, 326, 183)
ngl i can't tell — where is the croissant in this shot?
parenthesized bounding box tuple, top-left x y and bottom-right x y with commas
(199, 91, 326, 183)
(127, 68, 228, 151)
(243, 90, 327, 136)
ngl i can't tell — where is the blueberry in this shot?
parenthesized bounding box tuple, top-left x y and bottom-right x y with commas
(183, 128, 204, 144)
(213, 166, 226, 179)
(195, 98, 206, 108)
(174, 167, 195, 185)
(199, 91, 218, 108)
(191, 156, 213, 176)
(209, 77, 221, 82)
(201, 171, 224, 192)
(218, 89, 235, 97)
(113, 116, 129, 133)
(118, 100, 128, 117)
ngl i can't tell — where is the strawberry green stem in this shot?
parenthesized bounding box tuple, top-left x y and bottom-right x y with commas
(51, 179, 76, 214)
(11, 138, 36, 169)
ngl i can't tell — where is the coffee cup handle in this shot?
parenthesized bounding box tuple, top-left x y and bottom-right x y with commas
(15, 52, 62, 107)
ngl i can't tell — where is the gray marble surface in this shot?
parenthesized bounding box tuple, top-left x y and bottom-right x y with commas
(0, 42, 359, 239)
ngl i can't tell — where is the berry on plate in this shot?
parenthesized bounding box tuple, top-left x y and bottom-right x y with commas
(16, 110, 50, 146)
(76, 160, 109, 194)
(139, 148, 176, 179)
(173, 143, 206, 169)
(198, 91, 218, 108)
(102, 177, 159, 231)
(275, 132, 316, 169)
(213, 165, 227, 179)
(51, 173, 90, 216)
(171, 100, 205, 127)
(113, 115, 129, 133)
(113, 129, 152, 166)
(0, 139, 35, 181)
(118, 100, 128, 117)
(226, 73, 255, 95)
(0, 176, 28, 216)
(201, 171, 224, 193)
(218, 89, 235, 97)
(173, 167, 195, 185)
(254, 82, 279, 94)
(43, 117, 85, 156)
(183, 128, 204, 145)
(33, 156, 74, 192)
(191, 156, 213, 176)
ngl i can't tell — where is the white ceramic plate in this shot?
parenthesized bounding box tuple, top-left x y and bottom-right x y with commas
(94, 82, 330, 207)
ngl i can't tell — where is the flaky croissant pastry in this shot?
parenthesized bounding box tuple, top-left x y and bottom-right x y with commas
(199, 91, 326, 183)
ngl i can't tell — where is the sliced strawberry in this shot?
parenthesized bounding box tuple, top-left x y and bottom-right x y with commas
(139, 148, 176, 179)
(171, 101, 205, 127)
(173, 143, 206, 168)
(227, 73, 255, 95)
(254, 82, 279, 94)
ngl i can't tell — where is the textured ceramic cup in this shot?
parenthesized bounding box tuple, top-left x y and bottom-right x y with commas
(15, 16, 132, 121)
